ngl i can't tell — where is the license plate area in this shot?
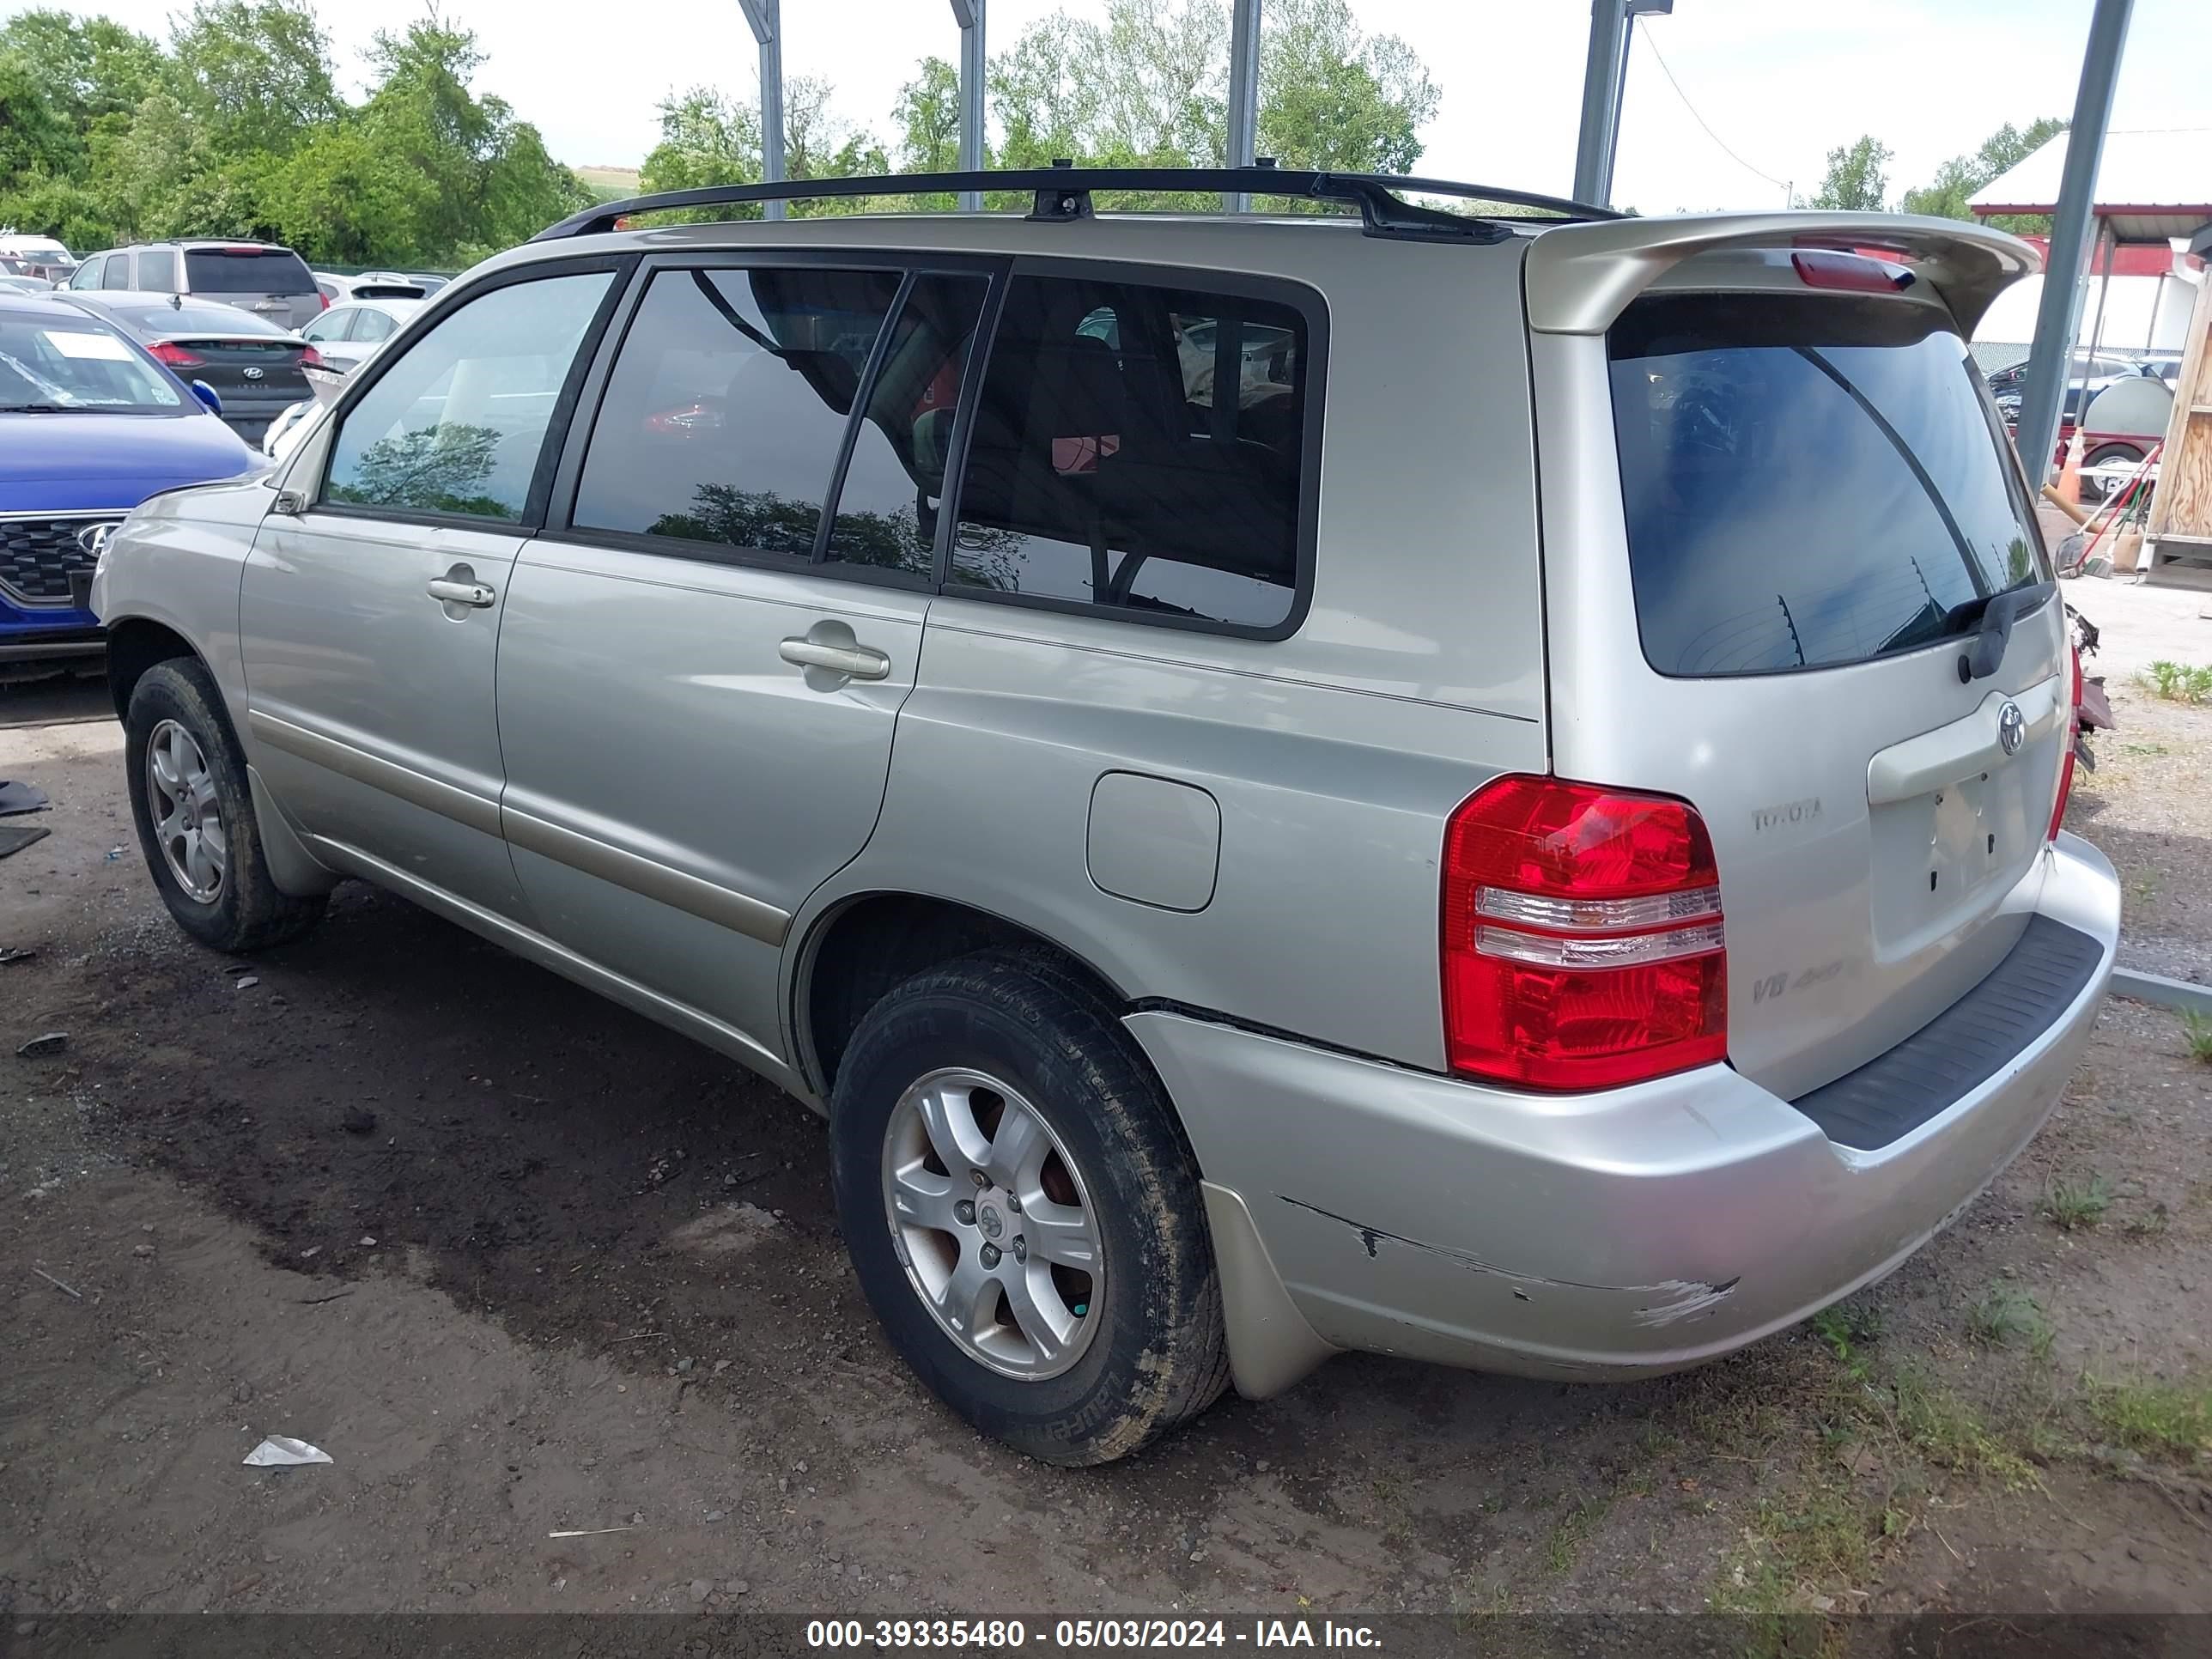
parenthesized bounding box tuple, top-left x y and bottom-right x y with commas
(1869, 772, 2011, 954)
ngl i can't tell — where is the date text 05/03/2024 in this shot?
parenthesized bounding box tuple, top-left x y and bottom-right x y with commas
(804, 1619, 1385, 1649)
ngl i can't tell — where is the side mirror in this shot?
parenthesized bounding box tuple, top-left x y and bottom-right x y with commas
(188, 379, 222, 417)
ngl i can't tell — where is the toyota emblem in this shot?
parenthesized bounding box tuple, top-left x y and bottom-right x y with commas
(76, 522, 118, 558)
(241, 366, 264, 380)
(1996, 700, 2025, 757)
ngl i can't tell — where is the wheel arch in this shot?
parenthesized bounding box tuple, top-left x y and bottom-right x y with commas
(792, 890, 1134, 1101)
(105, 616, 204, 722)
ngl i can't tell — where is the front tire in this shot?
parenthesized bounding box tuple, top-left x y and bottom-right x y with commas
(830, 949, 1229, 1465)
(125, 659, 325, 952)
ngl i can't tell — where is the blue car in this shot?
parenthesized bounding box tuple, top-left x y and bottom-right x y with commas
(1, 295, 263, 676)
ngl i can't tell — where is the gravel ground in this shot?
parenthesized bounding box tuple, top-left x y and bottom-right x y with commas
(2, 684, 2208, 1631)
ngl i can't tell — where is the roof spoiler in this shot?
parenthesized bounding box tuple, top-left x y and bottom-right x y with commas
(1522, 211, 2042, 336)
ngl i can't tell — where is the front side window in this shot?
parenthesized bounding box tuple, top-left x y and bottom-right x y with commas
(1609, 293, 2047, 677)
(574, 265, 903, 559)
(70, 256, 105, 291)
(325, 270, 611, 523)
(301, 310, 351, 344)
(951, 273, 1311, 632)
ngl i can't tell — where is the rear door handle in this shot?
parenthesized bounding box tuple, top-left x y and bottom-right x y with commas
(779, 637, 890, 680)
(428, 577, 496, 608)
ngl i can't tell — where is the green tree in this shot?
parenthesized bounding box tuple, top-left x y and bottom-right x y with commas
(981, 0, 1437, 207)
(1808, 135, 1892, 211)
(1258, 0, 1437, 175)
(168, 0, 339, 158)
(638, 86, 763, 222)
(1902, 117, 2066, 232)
(893, 57, 962, 174)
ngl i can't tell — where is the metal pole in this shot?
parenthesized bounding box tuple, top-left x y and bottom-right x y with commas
(1572, 0, 1627, 206)
(738, 0, 785, 219)
(1224, 0, 1261, 212)
(951, 0, 984, 210)
(1571, 0, 1668, 206)
(2016, 0, 2134, 481)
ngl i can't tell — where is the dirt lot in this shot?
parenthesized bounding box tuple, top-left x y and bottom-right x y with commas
(3, 671, 2209, 1634)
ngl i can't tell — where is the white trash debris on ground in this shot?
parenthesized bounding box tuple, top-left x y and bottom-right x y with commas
(242, 1437, 332, 1468)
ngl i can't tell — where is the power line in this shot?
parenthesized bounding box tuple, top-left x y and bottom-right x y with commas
(1637, 28, 1794, 196)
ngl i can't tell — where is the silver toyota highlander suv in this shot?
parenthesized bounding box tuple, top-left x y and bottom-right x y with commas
(88, 169, 2121, 1466)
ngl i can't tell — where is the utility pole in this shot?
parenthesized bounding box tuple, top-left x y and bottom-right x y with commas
(2016, 0, 2134, 484)
(950, 0, 985, 211)
(1571, 0, 1671, 208)
(1224, 0, 1261, 212)
(737, 0, 785, 219)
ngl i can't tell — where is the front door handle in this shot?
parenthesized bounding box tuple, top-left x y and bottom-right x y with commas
(428, 575, 496, 609)
(779, 636, 890, 681)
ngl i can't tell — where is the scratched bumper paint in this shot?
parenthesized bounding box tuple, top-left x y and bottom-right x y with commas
(1127, 835, 2120, 1385)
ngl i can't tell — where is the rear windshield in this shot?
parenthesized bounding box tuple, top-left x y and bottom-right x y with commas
(158, 302, 294, 336)
(1608, 294, 2047, 678)
(185, 248, 316, 296)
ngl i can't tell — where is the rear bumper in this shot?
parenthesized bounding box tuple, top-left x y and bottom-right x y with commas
(1127, 835, 2120, 1395)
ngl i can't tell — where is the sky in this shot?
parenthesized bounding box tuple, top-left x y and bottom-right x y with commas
(9, 0, 2210, 211)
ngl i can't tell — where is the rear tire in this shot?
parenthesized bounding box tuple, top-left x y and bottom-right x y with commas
(125, 659, 325, 952)
(830, 948, 1229, 1465)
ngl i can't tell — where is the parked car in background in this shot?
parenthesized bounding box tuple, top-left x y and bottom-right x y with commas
(0, 274, 57, 295)
(60, 292, 321, 446)
(298, 295, 422, 374)
(68, 241, 325, 331)
(89, 175, 2118, 1465)
(313, 270, 433, 305)
(1, 295, 261, 676)
(1985, 349, 2133, 400)
(0, 234, 78, 285)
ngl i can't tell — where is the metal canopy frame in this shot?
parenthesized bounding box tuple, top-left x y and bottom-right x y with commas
(534, 166, 1621, 243)
(735, 0, 785, 220)
(1572, 0, 1671, 209)
(949, 0, 985, 210)
(2014, 0, 2136, 477)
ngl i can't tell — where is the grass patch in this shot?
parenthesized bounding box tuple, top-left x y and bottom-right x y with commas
(1964, 1284, 2051, 1354)
(2139, 660, 2212, 703)
(2081, 1376, 2212, 1462)
(1545, 1492, 1612, 1574)
(2182, 1012, 2212, 1066)
(2123, 1203, 2171, 1239)
(2041, 1172, 2114, 1231)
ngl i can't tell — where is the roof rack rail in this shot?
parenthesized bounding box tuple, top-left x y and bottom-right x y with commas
(533, 165, 1623, 246)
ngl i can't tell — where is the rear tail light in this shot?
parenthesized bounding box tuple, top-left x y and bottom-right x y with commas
(147, 342, 204, 368)
(2049, 644, 2082, 842)
(1443, 775, 1728, 1090)
(298, 343, 325, 368)
(319, 292, 330, 310)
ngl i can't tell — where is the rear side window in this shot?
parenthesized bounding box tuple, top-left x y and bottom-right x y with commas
(951, 272, 1313, 634)
(100, 256, 131, 290)
(185, 248, 317, 296)
(325, 270, 612, 523)
(574, 265, 905, 558)
(137, 249, 176, 290)
(1609, 294, 2046, 677)
(573, 264, 988, 580)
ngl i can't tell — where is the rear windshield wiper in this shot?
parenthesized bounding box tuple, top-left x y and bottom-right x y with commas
(1942, 580, 2055, 681)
